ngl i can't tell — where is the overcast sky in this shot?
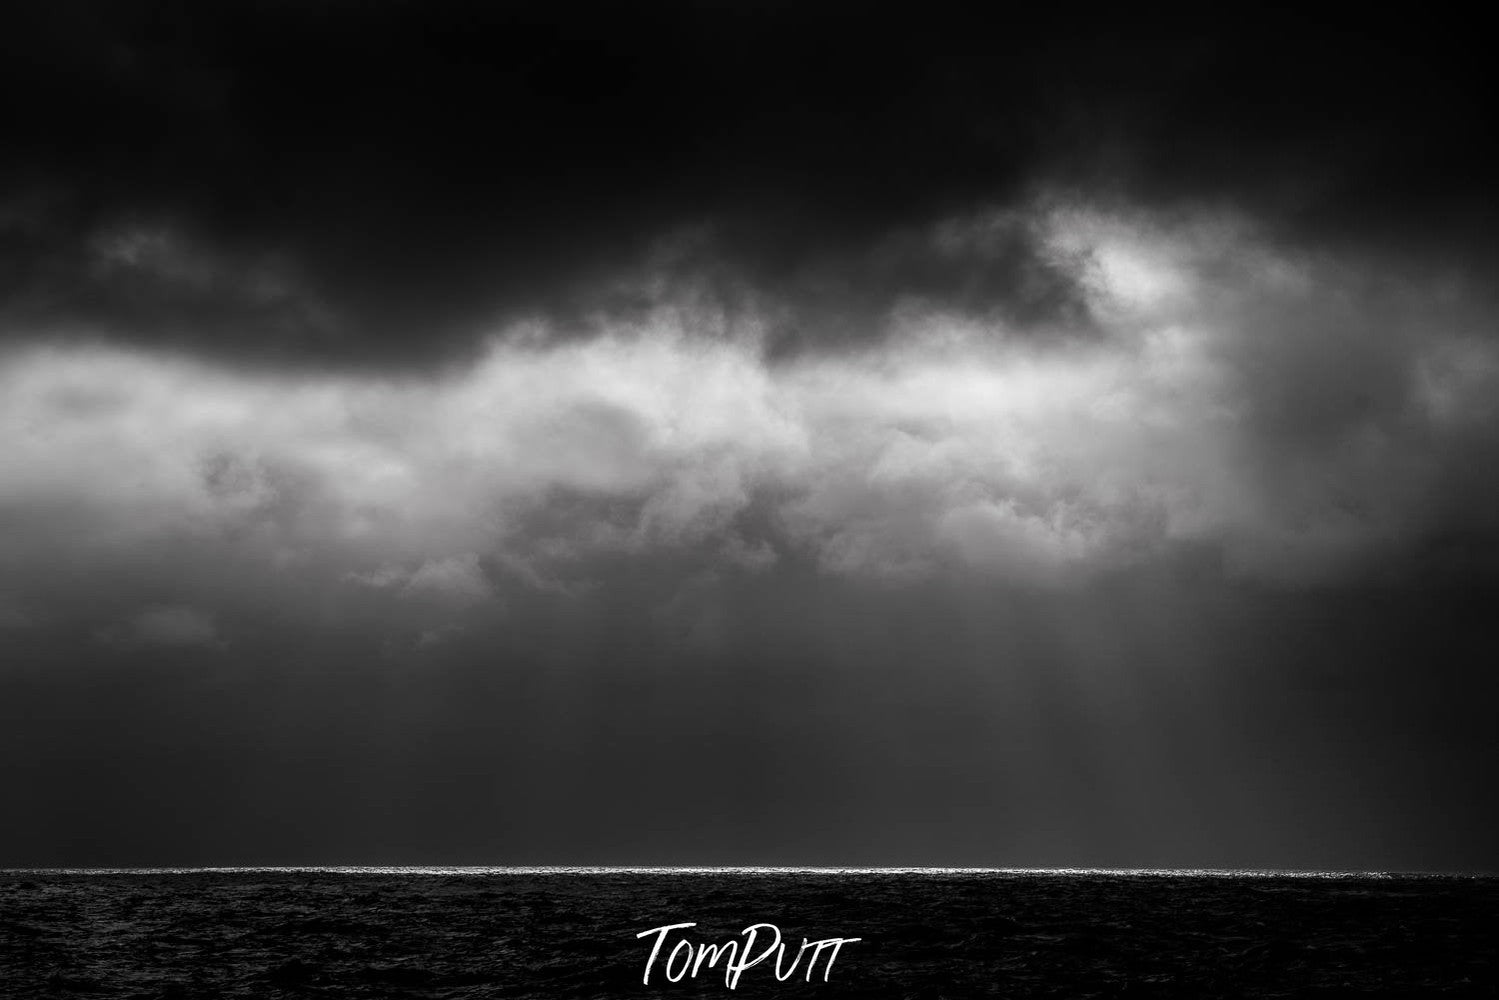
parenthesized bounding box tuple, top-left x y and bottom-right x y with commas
(2, 3, 1496, 870)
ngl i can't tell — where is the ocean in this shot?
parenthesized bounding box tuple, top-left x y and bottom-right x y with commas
(1, 868, 1495, 998)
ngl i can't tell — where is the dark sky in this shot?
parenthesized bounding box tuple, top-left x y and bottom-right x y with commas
(1, 2, 1496, 870)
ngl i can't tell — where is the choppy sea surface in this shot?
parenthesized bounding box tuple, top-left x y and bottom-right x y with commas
(1, 868, 1495, 998)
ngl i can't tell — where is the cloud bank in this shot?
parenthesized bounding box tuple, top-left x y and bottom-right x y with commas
(3, 203, 1497, 647)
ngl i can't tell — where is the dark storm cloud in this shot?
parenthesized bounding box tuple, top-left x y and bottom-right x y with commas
(3, 3, 1494, 364)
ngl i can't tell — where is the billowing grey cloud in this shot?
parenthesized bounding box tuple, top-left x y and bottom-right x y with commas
(348, 554, 497, 609)
(3, 200, 1496, 657)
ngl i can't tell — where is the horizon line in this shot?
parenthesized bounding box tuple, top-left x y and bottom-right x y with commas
(2, 865, 1492, 878)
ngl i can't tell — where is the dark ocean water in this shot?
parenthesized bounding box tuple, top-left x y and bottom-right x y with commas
(1, 868, 1495, 999)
